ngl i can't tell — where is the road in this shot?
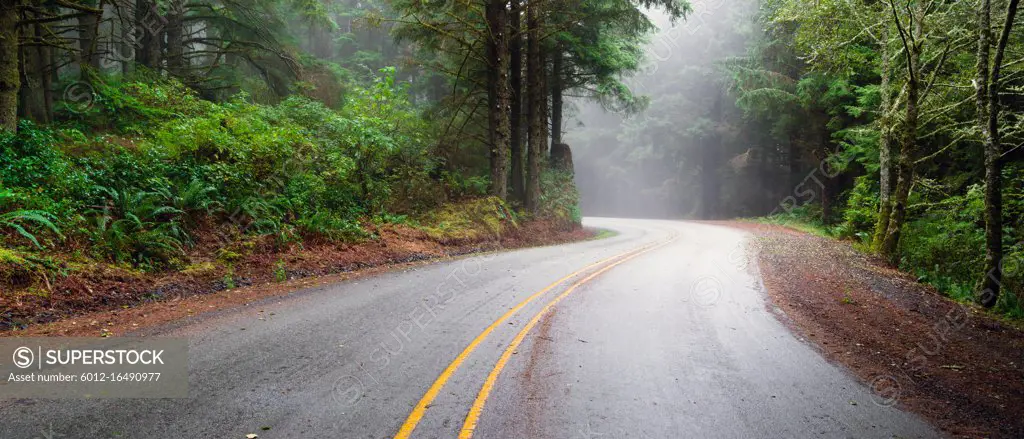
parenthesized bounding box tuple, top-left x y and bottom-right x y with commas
(0, 218, 941, 438)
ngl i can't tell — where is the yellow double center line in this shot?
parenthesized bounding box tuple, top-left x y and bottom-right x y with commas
(394, 232, 677, 439)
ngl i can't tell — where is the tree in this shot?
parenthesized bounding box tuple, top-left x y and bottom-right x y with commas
(510, 0, 526, 201)
(976, 0, 1020, 307)
(485, 0, 511, 198)
(0, 0, 18, 130)
(524, 0, 544, 212)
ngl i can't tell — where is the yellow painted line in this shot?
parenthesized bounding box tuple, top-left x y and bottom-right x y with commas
(457, 238, 675, 439)
(392, 238, 667, 439)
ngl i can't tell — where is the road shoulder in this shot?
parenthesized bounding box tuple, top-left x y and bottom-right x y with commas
(4, 220, 595, 337)
(725, 221, 1024, 438)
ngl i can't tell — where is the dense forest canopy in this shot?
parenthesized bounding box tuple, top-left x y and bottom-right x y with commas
(1, 0, 1023, 318)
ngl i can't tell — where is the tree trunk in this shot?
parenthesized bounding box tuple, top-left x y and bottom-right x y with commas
(524, 0, 543, 213)
(0, 0, 18, 131)
(550, 47, 563, 147)
(509, 0, 525, 202)
(165, 0, 185, 77)
(35, 23, 52, 122)
(78, 1, 102, 74)
(136, 0, 163, 69)
(17, 36, 30, 119)
(120, 8, 135, 74)
(539, 42, 549, 156)
(788, 133, 801, 192)
(818, 113, 833, 224)
(873, 28, 894, 250)
(485, 0, 510, 199)
(879, 5, 923, 262)
(701, 94, 722, 219)
(977, 0, 1019, 308)
(17, 32, 46, 121)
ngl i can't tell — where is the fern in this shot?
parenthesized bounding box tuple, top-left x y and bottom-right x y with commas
(0, 190, 61, 248)
(84, 186, 187, 269)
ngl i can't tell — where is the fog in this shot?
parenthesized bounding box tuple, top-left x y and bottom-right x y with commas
(566, 0, 758, 219)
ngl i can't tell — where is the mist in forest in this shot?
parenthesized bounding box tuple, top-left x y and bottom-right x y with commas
(566, 0, 757, 219)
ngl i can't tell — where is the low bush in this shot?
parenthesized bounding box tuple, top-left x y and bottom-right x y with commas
(539, 168, 582, 229)
(0, 69, 442, 271)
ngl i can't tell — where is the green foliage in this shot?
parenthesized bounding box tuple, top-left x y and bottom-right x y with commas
(836, 176, 878, 244)
(2, 71, 450, 272)
(61, 72, 211, 132)
(223, 269, 237, 290)
(295, 211, 367, 241)
(274, 259, 288, 283)
(442, 173, 490, 199)
(759, 206, 836, 239)
(0, 122, 92, 219)
(419, 197, 518, 242)
(81, 186, 187, 269)
(539, 169, 583, 228)
(899, 186, 987, 296)
(0, 190, 61, 248)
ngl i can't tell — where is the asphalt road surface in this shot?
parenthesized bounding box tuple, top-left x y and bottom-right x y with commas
(0, 218, 942, 438)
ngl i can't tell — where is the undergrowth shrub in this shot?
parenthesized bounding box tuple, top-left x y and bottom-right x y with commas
(2, 67, 580, 279)
(899, 185, 986, 296)
(1, 69, 448, 271)
(539, 168, 582, 228)
(836, 175, 878, 245)
(419, 197, 516, 241)
(0, 190, 61, 248)
(81, 186, 188, 269)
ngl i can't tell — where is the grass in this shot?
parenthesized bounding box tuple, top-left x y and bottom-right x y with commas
(747, 214, 836, 238)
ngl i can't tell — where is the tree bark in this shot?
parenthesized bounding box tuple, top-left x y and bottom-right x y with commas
(120, 6, 135, 74)
(485, 0, 510, 199)
(17, 29, 46, 121)
(78, 0, 102, 74)
(509, 0, 525, 202)
(873, 27, 894, 250)
(524, 0, 543, 213)
(17, 33, 30, 119)
(35, 22, 52, 122)
(539, 41, 549, 156)
(818, 112, 833, 224)
(136, 0, 163, 69)
(879, 3, 923, 262)
(165, 0, 185, 77)
(550, 46, 563, 147)
(977, 0, 1019, 308)
(0, 0, 19, 131)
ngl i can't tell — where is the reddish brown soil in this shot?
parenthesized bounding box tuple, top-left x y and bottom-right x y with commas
(725, 221, 1024, 439)
(2, 220, 591, 337)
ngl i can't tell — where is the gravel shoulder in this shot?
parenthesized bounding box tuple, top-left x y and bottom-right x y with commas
(725, 221, 1024, 438)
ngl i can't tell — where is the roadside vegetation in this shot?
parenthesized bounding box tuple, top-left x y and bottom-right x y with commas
(0, 0, 652, 328)
(730, 0, 1024, 320)
(0, 69, 583, 329)
(570, 0, 1024, 320)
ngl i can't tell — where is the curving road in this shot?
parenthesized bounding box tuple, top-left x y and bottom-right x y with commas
(0, 219, 941, 438)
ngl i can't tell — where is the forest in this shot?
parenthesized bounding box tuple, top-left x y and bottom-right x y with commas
(570, 0, 1024, 319)
(0, 0, 690, 327)
(1, 0, 1023, 324)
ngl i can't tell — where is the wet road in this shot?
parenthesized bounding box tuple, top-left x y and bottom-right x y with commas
(0, 219, 941, 438)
